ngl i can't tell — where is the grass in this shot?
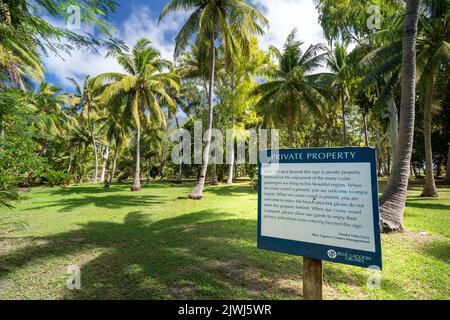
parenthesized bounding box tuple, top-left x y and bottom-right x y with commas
(0, 180, 449, 300)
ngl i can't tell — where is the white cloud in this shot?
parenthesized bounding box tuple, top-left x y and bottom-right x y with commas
(121, 7, 188, 61)
(43, 6, 189, 86)
(43, 1, 326, 86)
(252, 0, 325, 50)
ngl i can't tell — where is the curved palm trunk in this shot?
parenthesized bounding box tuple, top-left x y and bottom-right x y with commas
(379, 0, 420, 232)
(131, 128, 141, 191)
(189, 34, 215, 199)
(227, 113, 235, 184)
(421, 72, 438, 197)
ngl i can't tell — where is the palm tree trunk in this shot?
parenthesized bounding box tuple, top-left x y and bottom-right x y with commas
(389, 97, 398, 166)
(445, 143, 450, 183)
(341, 94, 347, 145)
(0, 120, 5, 139)
(363, 111, 369, 146)
(421, 72, 438, 197)
(227, 113, 235, 184)
(174, 116, 183, 183)
(287, 106, 294, 148)
(189, 34, 215, 199)
(131, 128, 141, 191)
(376, 128, 385, 176)
(288, 124, 294, 148)
(100, 145, 109, 182)
(379, 0, 420, 232)
(110, 145, 118, 183)
(89, 120, 98, 184)
(68, 151, 73, 173)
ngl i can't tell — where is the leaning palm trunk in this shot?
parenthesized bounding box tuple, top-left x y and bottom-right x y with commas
(131, 128, 141, 191)
(379, 0, 420, 232)
(189, 35, 215, 199)
(421, 72, 438, 197)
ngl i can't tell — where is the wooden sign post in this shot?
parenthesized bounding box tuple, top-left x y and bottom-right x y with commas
(257, 147, 382, 300)
(303, 257, 323, 300)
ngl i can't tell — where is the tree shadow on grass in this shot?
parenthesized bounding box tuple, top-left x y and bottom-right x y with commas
(405, 201, 450, 212)
(47, 182, 187, 197)
(204, 184, 256, 197)
(420, 240, 450, 262)
(1, 210, 301, 299)
(23, 194, 164, 212)
(0, 207, 423, 299)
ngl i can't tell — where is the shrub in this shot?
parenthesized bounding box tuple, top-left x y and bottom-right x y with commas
(43, 170, 72, 187)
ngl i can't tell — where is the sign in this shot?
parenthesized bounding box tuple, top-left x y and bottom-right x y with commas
(257, 147, 382, 269)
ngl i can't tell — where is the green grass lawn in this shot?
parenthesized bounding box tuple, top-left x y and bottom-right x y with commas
(0, 180, 449, 300)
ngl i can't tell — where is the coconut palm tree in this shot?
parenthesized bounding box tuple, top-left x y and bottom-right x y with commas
(378, 0, 421, 232)
(160, 0, 268, 199)
(361, 0, 449, 198)
(104, 109, 130, 184)
(97, 38, 179, 191)
(29, 82, 69, 138)
(324, 42, 355, 145)
(252, 29, 326, 147)
(67, 76, 102, 184)
(415, 0, 449, 197)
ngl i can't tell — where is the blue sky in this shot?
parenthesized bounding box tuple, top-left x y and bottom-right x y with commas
(44, 0, 325, 89)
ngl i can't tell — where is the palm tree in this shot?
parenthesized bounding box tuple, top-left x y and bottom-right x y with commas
(97, 38, 179, 191)
(379, 0, 421, 232)
(324, 42, 355, 145)
(160, 0, 268, 199)
(416, 0, 449, 197)
(104, 110, 129, 184)
(219, 37, 270, 184)
(0, 37, 43, 90)
(252, 29, 326, 147)
(67, 76, 102, 184)
(361, 0, 449, 197)
(0, 0, 43, 90)
(30, 82, 70, 138)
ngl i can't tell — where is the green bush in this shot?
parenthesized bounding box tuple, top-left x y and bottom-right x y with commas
(43, 170, 72, 187)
